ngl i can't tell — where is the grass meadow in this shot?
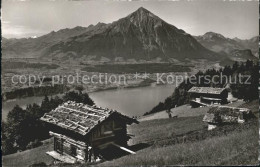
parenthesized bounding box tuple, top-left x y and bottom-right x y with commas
(100, 128, 258, 166)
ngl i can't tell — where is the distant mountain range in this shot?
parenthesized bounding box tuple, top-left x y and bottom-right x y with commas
(2, 7, 258, 64)
(194, 32, 258, 59)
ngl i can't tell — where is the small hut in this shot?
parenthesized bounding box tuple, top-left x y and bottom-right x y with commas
(203, 106, 254, 130)
(40, 101, 138, 163)
(188, 87, 228, 107)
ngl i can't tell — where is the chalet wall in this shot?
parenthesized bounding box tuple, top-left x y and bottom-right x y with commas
(54, 137, 87, 161)
(89, 117, 128, 148)
(63, 140, 72, 155)
(190, 93, 225, 99)
(51, 132, 88, 161)
(49, 115, 129, 162)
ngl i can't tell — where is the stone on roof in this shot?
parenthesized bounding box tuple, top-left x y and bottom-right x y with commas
(188, 87, 226, 95)
(203, 106, 252, 124)
(40, 101, 138, 136)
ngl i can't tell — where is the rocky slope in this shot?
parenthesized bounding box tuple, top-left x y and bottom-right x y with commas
(194, 32, 258, 59)
(229, 49, 258, 62)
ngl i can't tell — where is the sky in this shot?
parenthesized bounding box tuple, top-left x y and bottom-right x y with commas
(2, 0, 259, 39)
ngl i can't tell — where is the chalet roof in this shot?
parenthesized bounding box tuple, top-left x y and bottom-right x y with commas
(40, 101, 138, 136)
(188, 87, 226, 95)
(203, 106, 251, 124)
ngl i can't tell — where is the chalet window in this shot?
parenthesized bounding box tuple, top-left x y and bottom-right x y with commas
(101, 121, 113, 135)
(70, 145, 77, 157)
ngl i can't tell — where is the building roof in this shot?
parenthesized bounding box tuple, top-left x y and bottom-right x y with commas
(188, 87, 226, 95)
(203, 106, 252, 124)
(40, 101, 138, 136)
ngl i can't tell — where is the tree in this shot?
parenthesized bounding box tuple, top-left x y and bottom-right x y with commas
(245, 60, 253, 69)
(63, 91, 94, 105)
(75, 85, 84, 93)
(40, 95, 52, 114)
(26, 103, 41, 119)
(232, 61, 239, 71)
(230, 61, 258, 101)
(6, 105, 29, 151)
(2, 121, 16, 155)
(81, 93, 94, 106)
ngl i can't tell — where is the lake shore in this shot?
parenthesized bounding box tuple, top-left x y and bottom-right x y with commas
(2, 83, 176, 121)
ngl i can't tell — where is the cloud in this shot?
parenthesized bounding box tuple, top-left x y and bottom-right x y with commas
(2, 20, 46, 38)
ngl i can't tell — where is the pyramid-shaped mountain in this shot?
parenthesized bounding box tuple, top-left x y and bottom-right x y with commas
(3, 7, 224, 62)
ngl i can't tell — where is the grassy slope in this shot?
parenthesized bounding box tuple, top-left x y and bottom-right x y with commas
(100, 100, 259, 166)
(139, 100, 245, 121)
(2, 139, 54, 167)
(139, 105, 210, 121)
(238, 100, 259, 116)
(101, 128, 258, 166)
(2, 100, 258, 166)
(128, 116, 206, 146)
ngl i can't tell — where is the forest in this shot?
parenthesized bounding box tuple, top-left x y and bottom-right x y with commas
(2, 84, 69, 101)
(144, 60, 258, 116)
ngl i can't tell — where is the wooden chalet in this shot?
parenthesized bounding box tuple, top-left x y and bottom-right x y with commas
(203, 106, 254, 130)
(188, 87, 228, 107)
(40, 101, 138, 163)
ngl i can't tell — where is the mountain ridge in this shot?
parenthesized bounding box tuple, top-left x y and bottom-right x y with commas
(194, 32, 258, 58)
(3, 7, 255, 64)
(41, 7, 222, 63)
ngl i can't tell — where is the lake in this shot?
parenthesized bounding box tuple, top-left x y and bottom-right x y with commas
(2, 84, 175, 120)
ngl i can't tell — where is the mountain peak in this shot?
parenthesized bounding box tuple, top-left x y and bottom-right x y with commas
(134, 7, 156, 17)
(136, 7, 150, 13)
(127, 7, 160, 23)
(203, 32, 226, 39)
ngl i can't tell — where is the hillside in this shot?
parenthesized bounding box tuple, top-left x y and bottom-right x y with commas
(2, 139, 54, 167)
(101, 124, 258, 166)
(2, 100, 258, 166)
(2, 24, 107, 59)
(146, 60, 258, 116)
(233, 36, 259, 57)
(139, 100, 245, 122)
(2, 7, 227, 64)
(229, 49, 258, 62)
(100, 100, 259, 166)
(194, 32, 243, 53)
(194, 32, 259, 59)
